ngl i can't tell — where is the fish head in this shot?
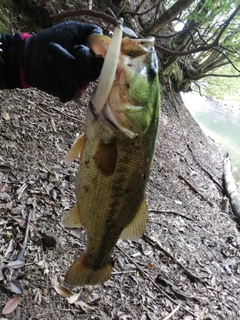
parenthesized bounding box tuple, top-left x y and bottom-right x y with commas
(88, 35, 160, 139)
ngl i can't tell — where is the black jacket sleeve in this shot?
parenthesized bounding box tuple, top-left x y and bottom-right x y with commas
(0, 33, 25, 89)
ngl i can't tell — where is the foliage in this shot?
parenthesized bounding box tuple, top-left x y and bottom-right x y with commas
(0, 8, 11, 33)
(104, 0, 240, 93)
(199, 63, 240, 104)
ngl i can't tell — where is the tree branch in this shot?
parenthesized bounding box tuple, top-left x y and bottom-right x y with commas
(124, 5, 157, 17)
(160, 3, 240, 58)
(213, 47, 240, 73)
(47, 9, 117, 26)
(142, 0, 197, 36)
(45, 4, 240, 63)
(190, 73, 240, 80)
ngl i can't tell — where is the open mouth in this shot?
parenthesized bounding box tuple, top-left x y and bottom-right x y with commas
(102, 101, 138, 139)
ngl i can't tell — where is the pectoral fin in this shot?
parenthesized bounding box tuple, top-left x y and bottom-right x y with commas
(61, 203, 83, 228)
(121, 198, 148, 240)
(65, 133, 86, 164)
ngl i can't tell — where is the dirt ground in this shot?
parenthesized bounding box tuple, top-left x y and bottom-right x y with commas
(1, 1, 240, 320)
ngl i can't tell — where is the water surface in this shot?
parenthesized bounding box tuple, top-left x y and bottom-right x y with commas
(182, 93, 240, 184)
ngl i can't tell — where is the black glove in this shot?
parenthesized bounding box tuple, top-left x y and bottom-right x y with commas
(0, 21, 104, 102)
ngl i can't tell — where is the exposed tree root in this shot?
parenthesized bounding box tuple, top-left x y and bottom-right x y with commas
(223, 154, 240, 225)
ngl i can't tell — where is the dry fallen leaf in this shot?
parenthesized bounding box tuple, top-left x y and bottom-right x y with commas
(53, 285, 73, 298)
(7, 261, 25, 269)
(9, 280, 24, 294)
(8, 171, 18, 181)
(116, 312, 132, 320)
(29, 209, 36, 222)
(6, 201, 14, 210)
(33, 289, 42, 305)
(0, 193, 11, 200)
(67, 293, 80, 304)
(2, 295, 21, 315)
(51, 189, 57, 201)
(0, 220, 7, 226)
(51, 274, 59, 287)
(98, 311, 112, 320)
(0, 183, 7, 192)
(75, 300, 96, 313)
(16, 219, 26, 227)
(2, 110, 10, 121)
(0, 269, 4, 281)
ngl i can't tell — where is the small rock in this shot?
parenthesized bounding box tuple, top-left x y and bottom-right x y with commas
(42, 232, 58, 248)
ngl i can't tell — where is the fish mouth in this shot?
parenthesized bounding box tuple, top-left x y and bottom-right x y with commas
(88, 35, 157, 139)
(102, 101, 139, 139)
(89, 90, 133, 138)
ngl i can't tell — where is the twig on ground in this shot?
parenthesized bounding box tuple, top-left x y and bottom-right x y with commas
(163, 304, 181, 320)
(178, 174, 214, 207)
(154, 276, 190, 300)
(16, 214, 31, 261)
(63, 229, 86, 244)
(116, 244, 196, 317)
(37, 105, 55, 116)
(142, 234, 204, 283)
(149, 209, 194, 221)
(3, 239, 15, 261)
(38, 103, 85, 124)
(186, 143, 223, 191)
(112, 270, 136, 275)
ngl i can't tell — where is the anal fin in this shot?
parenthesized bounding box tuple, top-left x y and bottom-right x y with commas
(65, 133, 86, 164)
(61, 203, 83, 228)
(121, 198, 148, 240)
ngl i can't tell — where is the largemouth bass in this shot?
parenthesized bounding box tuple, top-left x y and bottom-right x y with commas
(62, 33, 160, 286)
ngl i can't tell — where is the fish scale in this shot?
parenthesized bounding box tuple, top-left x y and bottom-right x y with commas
(77, 112, 152, 265)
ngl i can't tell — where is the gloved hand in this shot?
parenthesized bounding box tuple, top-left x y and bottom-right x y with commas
(0, 21, 104, 102)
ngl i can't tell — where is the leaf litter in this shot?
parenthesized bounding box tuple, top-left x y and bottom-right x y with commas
(1, 295, 22, 315)
(1, 85, 240, 319)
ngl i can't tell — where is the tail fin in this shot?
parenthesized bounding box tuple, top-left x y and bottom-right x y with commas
(65, 254, 112, 286)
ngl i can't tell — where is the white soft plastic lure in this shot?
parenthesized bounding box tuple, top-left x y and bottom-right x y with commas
(93, 19, 123, 114)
